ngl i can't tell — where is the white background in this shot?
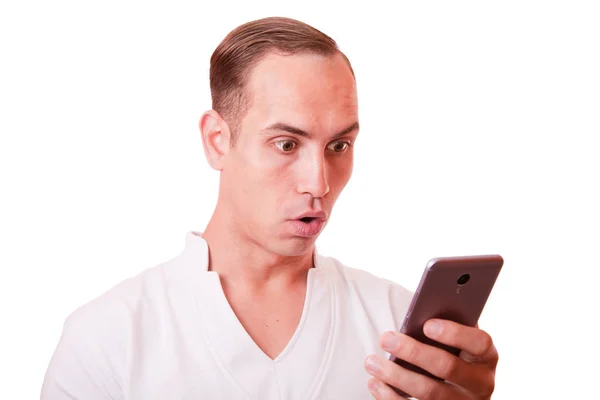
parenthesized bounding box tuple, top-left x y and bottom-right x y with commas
(1, 0, 598, 398)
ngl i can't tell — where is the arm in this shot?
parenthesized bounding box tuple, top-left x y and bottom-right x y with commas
(41, 316, 124, 400)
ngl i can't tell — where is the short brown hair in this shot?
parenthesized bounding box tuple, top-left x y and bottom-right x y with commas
(209, 16, 354, 146)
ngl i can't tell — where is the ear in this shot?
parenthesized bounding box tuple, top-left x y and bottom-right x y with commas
(199, 110, 231, 171)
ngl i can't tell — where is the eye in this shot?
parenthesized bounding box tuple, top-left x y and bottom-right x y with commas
(273, 140, 297, 152)
(327, 140, 351, 153)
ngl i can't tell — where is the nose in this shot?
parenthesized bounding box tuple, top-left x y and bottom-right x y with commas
(297, 154, 330, 198)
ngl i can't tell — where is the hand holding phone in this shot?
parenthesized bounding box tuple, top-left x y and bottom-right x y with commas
(367, 255, 504, 399)
(390, 254, 502, 371)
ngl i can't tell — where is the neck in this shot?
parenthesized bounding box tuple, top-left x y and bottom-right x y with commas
(201, 205, 314, 289)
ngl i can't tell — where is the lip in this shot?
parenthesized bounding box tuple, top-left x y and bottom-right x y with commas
(289, 218, 326, 237)
(294, 211, 328, 221)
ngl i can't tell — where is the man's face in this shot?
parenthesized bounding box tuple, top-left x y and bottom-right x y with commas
(220, 52, 359, 256)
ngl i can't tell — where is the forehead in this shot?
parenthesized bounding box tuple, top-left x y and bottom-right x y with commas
(243, 52, 358, 132)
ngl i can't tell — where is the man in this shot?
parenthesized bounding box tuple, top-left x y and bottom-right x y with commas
(41, 17, 498, 399)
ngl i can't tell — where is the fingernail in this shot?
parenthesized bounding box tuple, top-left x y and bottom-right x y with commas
(425, 320, 443, 337)
(365, 355, 382, 374)
(381, 331, 400, 351)
(368, 378, 381, 392)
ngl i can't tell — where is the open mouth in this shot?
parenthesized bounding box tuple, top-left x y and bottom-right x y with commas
(291, 215, 325, 237)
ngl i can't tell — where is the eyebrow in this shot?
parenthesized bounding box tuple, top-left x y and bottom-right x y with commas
(261, 121, 360, 140)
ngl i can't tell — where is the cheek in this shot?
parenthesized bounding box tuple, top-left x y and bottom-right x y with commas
(246, 148, 293, 184)
(328, 157, 353, 194)
(235, 147, 295, 203)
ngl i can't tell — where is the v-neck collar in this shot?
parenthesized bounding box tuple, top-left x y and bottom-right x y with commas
(180, 231, 337, 399)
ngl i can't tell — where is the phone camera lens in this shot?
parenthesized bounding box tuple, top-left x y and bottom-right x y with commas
(457, 274, 470, 285)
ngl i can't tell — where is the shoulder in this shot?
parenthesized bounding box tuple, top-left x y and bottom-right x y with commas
(65, 260, 171, 332)
(319, 253, 413, 298)
(41, 258, 178, 398)
(317, 253, 414, 323)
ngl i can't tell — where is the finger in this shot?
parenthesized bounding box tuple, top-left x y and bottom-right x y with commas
(380, 331, 492, 395)
(365, 355, 467, 400)
(367, 377, 408, 400)
(423, 319, 499, 363)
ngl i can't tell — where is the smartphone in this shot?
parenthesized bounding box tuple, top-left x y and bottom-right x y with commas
(389, 254, 503, 396)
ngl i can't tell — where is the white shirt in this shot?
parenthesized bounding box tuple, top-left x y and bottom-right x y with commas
(41, 232, 413, 399)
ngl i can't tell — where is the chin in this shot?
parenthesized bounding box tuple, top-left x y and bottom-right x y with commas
(269, 235, 318, 257)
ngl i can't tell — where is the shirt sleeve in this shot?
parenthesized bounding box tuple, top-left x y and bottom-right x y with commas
(40, 313, 124, 400)
(388, 280, 414, 330)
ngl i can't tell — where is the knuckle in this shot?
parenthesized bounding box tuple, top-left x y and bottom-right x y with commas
(419, 379, 443, 400)
(388, 360, 406, 382)
(436, 354, 460, 379)
(476, 331, 494, 355)
(442, 320, 459, 338)
(404, 340, 422, 362)
(381, 383, 402, 400)
(480, 370, 496, 397)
